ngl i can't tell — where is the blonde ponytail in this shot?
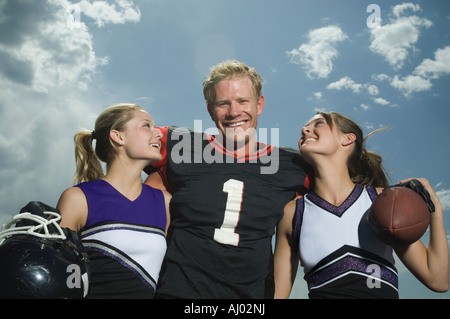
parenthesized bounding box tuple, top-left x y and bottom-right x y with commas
(73, 130, 104, 185)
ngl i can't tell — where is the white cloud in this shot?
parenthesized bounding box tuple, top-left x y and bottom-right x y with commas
(0, 0, 141, 103)
(413, 46, 450, 79)
(436, 189, 450, 211)
(313, 92, 322, 100)
(0, 0, 141, 224)
(327, 76, 362, 93)
(390, 74, 432, 96)
(382, 46, 450, 97)
(326, 76, 391, 109)
(365, 84, 379, 96)
(369, 3, 432, 70)
(392, 2, 421, 18)
(372, 73, 390, 82)
(373, 97, 390, 105)
(364, 122, 375, 130)
(0, 0, 138, 93)
(287, 25, 347, 79)
(360, 103, 371, 111)
(326, 76, 379, 96)
(78, 0, 141, 27)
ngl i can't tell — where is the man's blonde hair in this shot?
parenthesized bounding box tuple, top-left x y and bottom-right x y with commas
(202, 60, 263, 107)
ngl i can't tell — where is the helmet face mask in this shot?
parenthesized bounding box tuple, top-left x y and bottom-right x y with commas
(0, 211, 66, 244)
(0, 202, 89, 299)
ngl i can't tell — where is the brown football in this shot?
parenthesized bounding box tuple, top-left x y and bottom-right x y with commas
(368, 187, 430, 246)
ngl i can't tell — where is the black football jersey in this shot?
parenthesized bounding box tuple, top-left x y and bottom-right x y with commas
(145, 126, 309, 298)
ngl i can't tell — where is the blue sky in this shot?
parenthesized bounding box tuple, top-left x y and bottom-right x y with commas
(0, 0, 449, 299)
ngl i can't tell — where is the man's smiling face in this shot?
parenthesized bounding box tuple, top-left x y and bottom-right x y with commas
(208, 76, 264, 151)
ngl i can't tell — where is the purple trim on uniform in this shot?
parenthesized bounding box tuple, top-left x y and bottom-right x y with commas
(306, 254, 398, 291)
(292, 197, 305, 248)
(367, 185, 378, 202)
(83, 240, 156, 293)
(306, 184, 364, 217)
(81, 222, 165, 239)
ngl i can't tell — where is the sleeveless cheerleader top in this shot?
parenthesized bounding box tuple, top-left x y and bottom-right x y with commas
(77, 179, 167, 298)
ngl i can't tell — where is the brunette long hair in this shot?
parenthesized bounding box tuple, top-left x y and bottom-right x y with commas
(318, 111, 390, 188)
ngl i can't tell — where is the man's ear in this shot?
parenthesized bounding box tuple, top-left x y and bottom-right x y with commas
(257, 95, 265, 116)
(110, 129, 124, 146)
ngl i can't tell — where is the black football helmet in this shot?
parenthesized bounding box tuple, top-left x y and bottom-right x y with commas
(0, 201, 89, 299)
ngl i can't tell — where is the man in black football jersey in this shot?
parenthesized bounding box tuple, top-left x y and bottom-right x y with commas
(145, 60, 309, 298)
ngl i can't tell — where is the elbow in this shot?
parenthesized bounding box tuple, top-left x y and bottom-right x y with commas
(428, 280, 449, 293)
(436, 282, 449, 293)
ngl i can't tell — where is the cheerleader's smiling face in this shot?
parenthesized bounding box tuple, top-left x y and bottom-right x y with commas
(298, 114, 343, 162)
(116, 109, 163, 164)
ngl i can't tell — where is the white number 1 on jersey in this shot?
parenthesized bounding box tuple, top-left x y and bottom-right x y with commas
(213, 179, 244, 246)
